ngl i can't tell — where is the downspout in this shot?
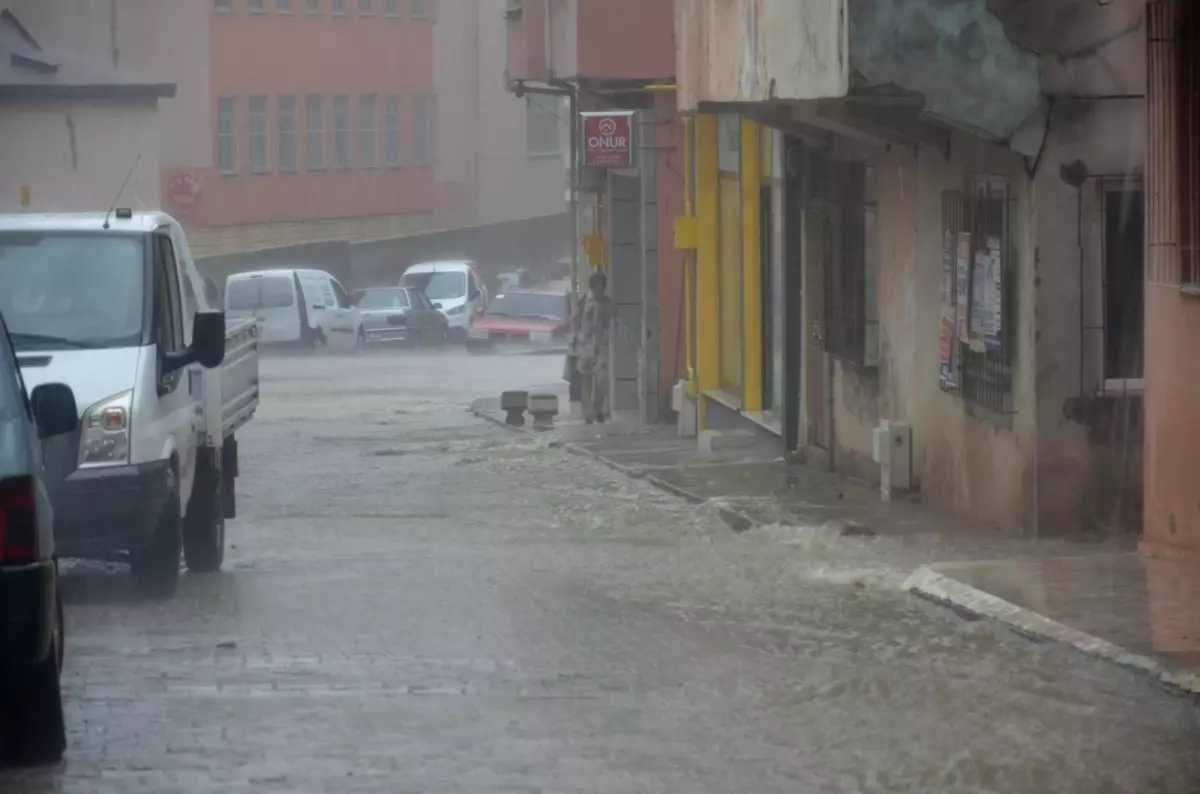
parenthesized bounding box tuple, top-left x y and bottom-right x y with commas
(544, 0, 553, 78)
(683, 117, 696, 396)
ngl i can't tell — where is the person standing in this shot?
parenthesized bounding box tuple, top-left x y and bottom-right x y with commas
(575, 271, 615, 424)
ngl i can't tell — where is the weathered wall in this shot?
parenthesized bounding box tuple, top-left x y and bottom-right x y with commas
(577, 0, 674, 82)
(0, 98, 162, 212)
(677, 0, 848, 112)
(834, 132, 1037, 530)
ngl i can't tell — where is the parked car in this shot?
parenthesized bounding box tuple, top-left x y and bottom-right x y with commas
(466, 289, 572, 353)
(226, 268, 364, 351)
(398, 261, 488, 341)
(1, 210, 259, 599)
(350, 287, 450, 348)
(0, 310, 78, 765)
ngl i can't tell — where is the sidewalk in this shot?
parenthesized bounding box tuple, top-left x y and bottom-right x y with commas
(470, 394, 1200, 695)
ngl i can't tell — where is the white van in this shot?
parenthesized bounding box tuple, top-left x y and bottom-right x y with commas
(398, 261, 487, 340)
(225, 268, 363, 351)
(0, 209, 260, 598)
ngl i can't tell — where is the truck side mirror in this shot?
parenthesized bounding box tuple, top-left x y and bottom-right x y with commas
(165, 311, 225, 373)
(29, 383, 78, 439)
(191, 311, 226, 369)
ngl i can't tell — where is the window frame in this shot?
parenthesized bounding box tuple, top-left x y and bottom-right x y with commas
(218, 96, 238, 175)
(278, 94, 299, 173)
(306, 94, 326, 171)
(333, 94, 352, 170)
(412, 94, 433, 166)
(385, 95, 403, 167)
(525, 95, 561, 157)
(359, 94, 378, 169)
(249, 95, 270, 174)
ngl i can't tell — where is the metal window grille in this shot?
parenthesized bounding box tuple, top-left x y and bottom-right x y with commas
(277, 0, 292, 12)
(809, 151, 868, 366)
(939, 180, 1017, 414)
(306, 0, 319, 13)
(525, 96, 560, 156)
(384, 0, 397, 15)
(359, 0, 372, 13)
(412, 95, 432, 165)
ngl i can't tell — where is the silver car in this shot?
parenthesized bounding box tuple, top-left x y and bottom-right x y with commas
(350, 287, 450, 348)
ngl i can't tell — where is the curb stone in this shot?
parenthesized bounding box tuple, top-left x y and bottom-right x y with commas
(473, 402, 1199, 691)
(471, 407, 756, 532)
(905, 565, 1200, 696)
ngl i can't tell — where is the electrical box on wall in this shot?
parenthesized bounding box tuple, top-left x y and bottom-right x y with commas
(872, 420, 912, 501)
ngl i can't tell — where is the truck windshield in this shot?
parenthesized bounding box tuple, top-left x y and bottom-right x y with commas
(400, 271, 467, 301)
(226, 275, 296, 311)
(0, 232, 145, 351)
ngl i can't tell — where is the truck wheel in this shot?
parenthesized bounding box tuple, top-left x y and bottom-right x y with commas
(0, 610, 66, 766)
(183, 467, 225, 574)
(132, 489, 182, 599)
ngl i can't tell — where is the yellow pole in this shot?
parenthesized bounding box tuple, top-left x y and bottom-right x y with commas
(682, 117, 695, 396)
(695, 115, 720, 426)
(740, 117, 763, 413)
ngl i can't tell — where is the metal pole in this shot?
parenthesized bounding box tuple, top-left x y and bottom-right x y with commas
(569, 86, 579, 298)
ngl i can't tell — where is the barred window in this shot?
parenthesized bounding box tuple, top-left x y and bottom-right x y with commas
(333, 95, 351, 169)
(412, 95, 432, 165)
(938, 177, 1017, 415)
(525, 96, 560, 156)
(385, 95, 402, 166)
(359, 94, 377, 168)
(218, 97, 237, 174)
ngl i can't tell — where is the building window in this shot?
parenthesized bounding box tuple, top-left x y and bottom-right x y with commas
(215, 0, 231, 11)
(249, 95, 270, 173)
(333, 94, 351, 169)
(359, 0, 373, 13)
(525, 96, 560, 156)
(305, 95, 325, 170)
(277, 0, 293, 11)
(412, 95, 432, 165)
(332, 0, 346, 13)
(278, 95, 299, 172)
(384, 0, 397, 15)
(218, 97, 237, 174)
(359, 94, 377, 168)
(939, 177, 1016, 415)
(411, 0, 427, 18)
(306, 0, 319, 12)
(248, 0, 263, 12)
(1097, 180, 1146, 385)
(385, 95, 402, 166)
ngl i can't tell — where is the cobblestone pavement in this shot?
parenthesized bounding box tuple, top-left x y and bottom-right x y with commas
(6, 350, 1200, 793)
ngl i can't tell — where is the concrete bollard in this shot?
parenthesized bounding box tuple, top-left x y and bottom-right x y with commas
(527, 393, 559, 429)
(500, 390, 529, 427)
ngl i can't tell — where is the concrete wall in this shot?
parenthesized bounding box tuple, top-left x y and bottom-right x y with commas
(677, 0, 848, 112)
(576, 0, 674, 82)
(0, 98, 162, 212)
(832, 132, 1037, 531)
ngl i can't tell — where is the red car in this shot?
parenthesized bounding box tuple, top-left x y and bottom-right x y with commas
(466, 289, 572, 352)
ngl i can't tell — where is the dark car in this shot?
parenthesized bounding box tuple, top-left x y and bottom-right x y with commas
(351, 287, 451, 348)
(465, 289, 572, 353)
(0, 312, 78, 765)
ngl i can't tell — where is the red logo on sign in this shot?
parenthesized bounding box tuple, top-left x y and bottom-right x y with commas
(167, 173, 203, 211)
(583, 113, 634, 168)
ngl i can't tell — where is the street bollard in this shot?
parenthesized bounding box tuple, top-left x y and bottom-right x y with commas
(500, 390, 529, 427)
(528, 393, 559, 430)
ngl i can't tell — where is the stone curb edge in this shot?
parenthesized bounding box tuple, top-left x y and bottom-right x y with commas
(470, 407, 756, 533)
(905, 565, 1200, 696)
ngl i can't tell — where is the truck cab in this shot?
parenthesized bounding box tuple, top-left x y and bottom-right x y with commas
(0, 210, 260, 597)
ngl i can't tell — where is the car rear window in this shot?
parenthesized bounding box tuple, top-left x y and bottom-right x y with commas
(227, 275, 295, 311)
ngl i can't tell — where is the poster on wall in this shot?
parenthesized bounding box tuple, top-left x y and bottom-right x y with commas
(985, 235, 1004, 352)
(939, 230, 957, 385)
(955, 232, 971, 344)
(970, 249, 990, 353)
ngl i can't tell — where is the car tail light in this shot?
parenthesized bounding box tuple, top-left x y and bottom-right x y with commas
(0, 476, 38, 566)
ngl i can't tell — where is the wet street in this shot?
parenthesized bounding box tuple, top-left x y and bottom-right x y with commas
(7, 350, 1200, 793)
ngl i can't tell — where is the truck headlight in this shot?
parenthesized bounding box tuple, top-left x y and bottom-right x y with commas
(79, 390, 132, 468)
(446, 304, 466, 316)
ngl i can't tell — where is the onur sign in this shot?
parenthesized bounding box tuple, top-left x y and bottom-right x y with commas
(581, 111, 635, 168)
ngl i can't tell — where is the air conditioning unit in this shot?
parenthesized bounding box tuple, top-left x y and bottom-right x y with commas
(504, 0, 523, 18)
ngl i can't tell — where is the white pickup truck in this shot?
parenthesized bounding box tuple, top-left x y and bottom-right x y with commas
(0, 209, 260, 597)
